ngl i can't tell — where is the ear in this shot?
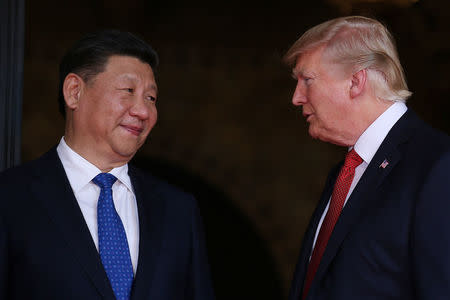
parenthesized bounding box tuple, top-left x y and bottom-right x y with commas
(350, 69, 367, 99)
(62, 73, 84, 110)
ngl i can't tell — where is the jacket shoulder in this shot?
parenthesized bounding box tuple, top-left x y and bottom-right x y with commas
(129, 164, 197, 206)
(405, 111, 450, 157)
(0, 148, 59, 186)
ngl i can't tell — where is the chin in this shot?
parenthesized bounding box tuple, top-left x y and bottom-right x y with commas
(308, 126, 333, 144)
(308, 127, 320, 140)
(112, 144, 140, 160)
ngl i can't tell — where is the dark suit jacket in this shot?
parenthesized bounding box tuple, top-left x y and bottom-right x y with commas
(289, 110, 450, 300)
(0, 148, 215, 300)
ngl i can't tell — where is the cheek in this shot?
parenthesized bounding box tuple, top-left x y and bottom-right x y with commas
(113, 99, 131, 113)
(141, 106, 157, 135)
(107, 102, 133, 125)
(317, 87, 345, 113)
(149, 106, 158, 123)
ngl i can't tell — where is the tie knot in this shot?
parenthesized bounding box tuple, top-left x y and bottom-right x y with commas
(344, 149, 363, 169)
(92, 173, 117, 189)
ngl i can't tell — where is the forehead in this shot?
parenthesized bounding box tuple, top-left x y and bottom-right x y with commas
(292, 47, 325, 77)
(102, 55, 157, 88)
(293, 47, 347, 81)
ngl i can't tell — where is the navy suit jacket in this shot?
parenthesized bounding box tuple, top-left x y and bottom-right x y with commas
(0, 148, 215, 300)
(289, 110, 450, 300)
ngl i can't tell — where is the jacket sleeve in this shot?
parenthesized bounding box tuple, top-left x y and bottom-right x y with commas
(0, 213, 7, 300)
(186, 197, 215, 300)
(413, 151, 450, 300)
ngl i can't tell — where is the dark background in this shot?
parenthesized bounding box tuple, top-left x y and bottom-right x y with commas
(22, 0, 450, 298)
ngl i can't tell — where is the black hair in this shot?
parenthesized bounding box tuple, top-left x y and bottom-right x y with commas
(57, 29, 159, 117)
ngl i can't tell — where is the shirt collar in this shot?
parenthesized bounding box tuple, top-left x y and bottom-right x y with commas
(56, 137, 133, 193)
(353, 102, 407, 165)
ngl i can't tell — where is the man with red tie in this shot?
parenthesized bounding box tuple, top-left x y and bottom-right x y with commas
(284, 16, 450, 299)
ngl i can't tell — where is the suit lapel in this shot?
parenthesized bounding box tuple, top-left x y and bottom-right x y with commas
(129, 166, 166, 300)
(30, 148, 115, 299)
(289, 164, 341, 300)
(308, 110, 420, 297)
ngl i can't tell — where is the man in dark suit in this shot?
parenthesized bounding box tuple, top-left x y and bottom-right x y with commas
(0, 30, 214, 300)
(284, 16, 450, 299)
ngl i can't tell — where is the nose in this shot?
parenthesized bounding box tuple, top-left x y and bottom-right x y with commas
(129, 97, 150, 120)
(292, 80, 306, 106)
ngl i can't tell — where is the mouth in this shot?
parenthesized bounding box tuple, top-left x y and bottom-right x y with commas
(303, 112, 313, 122)
(121, 125, 144, 136)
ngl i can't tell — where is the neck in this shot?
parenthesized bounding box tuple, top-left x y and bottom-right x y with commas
(346, 98, 394, 147)
(63, 134, 129, 173)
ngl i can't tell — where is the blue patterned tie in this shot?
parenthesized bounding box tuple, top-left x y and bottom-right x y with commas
(93, 173, 134, 300)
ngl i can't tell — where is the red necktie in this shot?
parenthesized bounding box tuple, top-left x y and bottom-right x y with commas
(302, 149, 363, 299)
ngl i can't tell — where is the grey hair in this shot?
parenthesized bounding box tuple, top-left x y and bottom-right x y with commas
(284, 16, 412, 102)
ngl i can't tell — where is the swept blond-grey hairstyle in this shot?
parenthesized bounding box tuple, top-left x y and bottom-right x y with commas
(284, 16, 412, 102)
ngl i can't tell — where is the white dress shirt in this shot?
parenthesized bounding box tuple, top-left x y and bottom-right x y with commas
(311, 102, 408, 252)
(56, 137, 139, 274)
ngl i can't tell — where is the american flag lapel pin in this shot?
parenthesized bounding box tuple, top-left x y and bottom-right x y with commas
(379, 159, 389, 169)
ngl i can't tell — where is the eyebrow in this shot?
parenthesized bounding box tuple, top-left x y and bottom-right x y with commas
(149, 84, 158, 94)
(292, 67, 317, 80)
(120, 74, 158, 93)
(291, 68, 304, 79)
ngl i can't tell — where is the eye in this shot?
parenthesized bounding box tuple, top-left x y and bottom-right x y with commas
(118, 88, 134, 94)
(304, 77, 313, 85)
(146, 95, 156, 102)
